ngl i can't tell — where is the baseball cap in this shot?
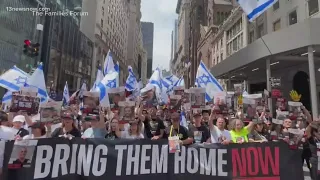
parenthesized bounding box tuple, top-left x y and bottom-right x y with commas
(29, 121, 45, 129)
(12, 115, 26, 123)
(61, 112, 74, 119)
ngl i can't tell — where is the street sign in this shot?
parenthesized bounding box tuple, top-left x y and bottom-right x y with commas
(269, 77, 281, 87)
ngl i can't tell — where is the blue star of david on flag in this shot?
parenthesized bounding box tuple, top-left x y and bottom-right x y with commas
(197, 74, 211, 86)
(14, 76, 27, 85)
(107, 79, 116, 88)
(128, 76, 136, 85)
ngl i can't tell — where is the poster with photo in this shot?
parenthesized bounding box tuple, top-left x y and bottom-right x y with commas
(213, 92, 228, 114)
(118, 101, 135, 122)
(276, 98, 287, 111)
(173, 86, 184, 96)
(288, 101, 303, 119)
(108, 87, 126, 110)
(234, 84, 243, 95)
(140, 86, 157, 108)
(243, 98, 257, 119)
(82, 91, 100, 115)
(190, 88, 206, 109)
(169, 95, 181, 111)
(10, 88, 40, 115)
(40, 101, 63, 122)
(8, 140, 38, 169)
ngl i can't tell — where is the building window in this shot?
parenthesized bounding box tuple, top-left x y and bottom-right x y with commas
(249, 31, 254, 44)
(101, 19, 104, 28)
(289, 10, 297, 25)
(257, 24, 264, 38)
(308, 0, 319, 16)
(102, 7, 104, 16)
(273, 19, 281, 31)
(273, 1, 279, 11)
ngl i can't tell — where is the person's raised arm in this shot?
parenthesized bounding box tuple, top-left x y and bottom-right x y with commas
(97, 109, 107, 128)
(246, 121, 256, 132)
(301, 105, 312, 123)
(209, 107, 216, 130)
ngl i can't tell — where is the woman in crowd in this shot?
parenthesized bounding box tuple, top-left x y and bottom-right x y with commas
(105, 118, 119, 139)
(229, 118, 255, 143)
(51, 113, 81, 138)
(116, 119, 144, 139)
(11, 115, 29, 138)
(248, 118, 269, 142)
(23, 122, 48, 139)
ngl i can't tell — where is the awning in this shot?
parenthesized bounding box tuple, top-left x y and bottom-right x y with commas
(210, 18, 320, 78)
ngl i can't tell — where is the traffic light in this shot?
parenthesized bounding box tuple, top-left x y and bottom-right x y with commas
(23, 40, 40, 57)
(23, 39, 31, 54)
(32, 43, 40, 57)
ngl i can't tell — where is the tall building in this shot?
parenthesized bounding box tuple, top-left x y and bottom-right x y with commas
(141, 22, 154, 78)
(126, 0, 145, 77)
(170, 19, 179, 73)
(172, 0, 192, 86)
(80, 0, 130, 86)
(41, 0, 93, 94)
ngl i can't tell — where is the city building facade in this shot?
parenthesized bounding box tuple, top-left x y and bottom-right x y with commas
(41, 0, 93, 95)
(141, 22, 154, 78)
(210, 1, 320, 116)
(126, 0, 144, 77)
(172, 0, 191, 85)
(170, 19, 179, 73)
(197, 0, 233, 71)
(81, 0, 130, 87)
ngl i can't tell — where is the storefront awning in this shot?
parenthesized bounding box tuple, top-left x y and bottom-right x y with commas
(211, 18, 320, 78)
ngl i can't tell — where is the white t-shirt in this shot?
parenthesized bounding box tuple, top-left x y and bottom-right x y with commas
(120, 131, 144, 139)
(0, 126, 16, 140)
(23, 134, 47, 139)
(210, 126, 231, 143)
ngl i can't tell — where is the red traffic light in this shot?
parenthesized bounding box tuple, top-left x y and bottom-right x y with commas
(24, 39, 31, 46)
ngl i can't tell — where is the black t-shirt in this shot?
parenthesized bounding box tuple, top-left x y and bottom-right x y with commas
(188, 125, 210, 143)
(51, 127, 81, 138)
(16, 128, 29, 138)
(105, 131, 118, 140)
(165, 125, 191, 140)
(149, 118, 166, 137)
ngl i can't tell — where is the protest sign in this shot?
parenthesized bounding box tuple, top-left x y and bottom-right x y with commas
(140, 86, 157, 108)
(40, 101, 63, 122)
(82, 91, 100, 115)
(189, 88, 205, 109)
(108, 87, 126, 110)
(10, 91, 40, 115)
(118, 101, 135, 122)
(2, 139, 304, 180)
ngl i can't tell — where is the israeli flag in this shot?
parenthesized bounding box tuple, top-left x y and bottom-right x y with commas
(63, 81, 70, 105)
(103, 50, 116, 75)
(237, 0, 277, 21)
(164, 75, 179, 86)
(175, 77, 185, 87)
(196, 61, 224, 102)
(90, 66, 104, 92)
(0, 66, 30, 92)
(180, 111, 188, 129)
(97, 72, 118, 107)
(115, 61, 120, 73)
(27, 63, 48, 103)
(166, 76, 185, 95)
(125, 66, 137, 91)
(2, 91, 12, 104)
(144, 68, 168, 104)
